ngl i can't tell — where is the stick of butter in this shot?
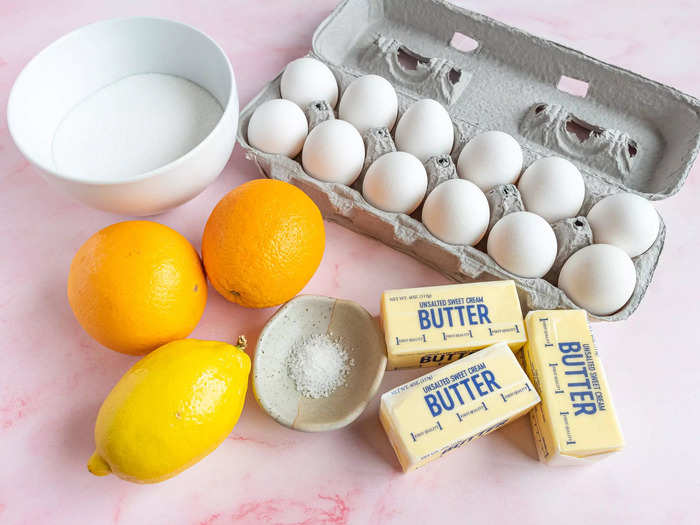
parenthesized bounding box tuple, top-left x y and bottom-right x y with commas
(380, 342, 540, 472)
(523, 310, 624, 465)
(381, 280, 526, 369)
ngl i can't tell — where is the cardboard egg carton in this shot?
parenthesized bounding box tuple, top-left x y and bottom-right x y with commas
(237, 0, 700, 321)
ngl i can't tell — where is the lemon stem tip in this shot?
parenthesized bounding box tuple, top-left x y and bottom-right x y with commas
(87, 452, 112, 477)
(236, 335, 247, 350)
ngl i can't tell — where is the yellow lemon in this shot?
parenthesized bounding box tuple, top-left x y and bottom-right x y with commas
(87, 337, 250, 483)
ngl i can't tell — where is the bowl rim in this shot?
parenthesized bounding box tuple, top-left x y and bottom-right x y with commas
(253, 294, 387, 432)
(6, 16, 237, 187)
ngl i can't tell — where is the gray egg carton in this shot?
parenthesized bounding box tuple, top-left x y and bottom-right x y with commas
(237, 0, 700, 321)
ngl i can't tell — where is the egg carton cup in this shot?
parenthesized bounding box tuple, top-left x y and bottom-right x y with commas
(238, 0, 699, 321)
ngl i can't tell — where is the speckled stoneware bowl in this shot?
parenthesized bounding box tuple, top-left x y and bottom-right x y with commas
(253, 295, 387, 432)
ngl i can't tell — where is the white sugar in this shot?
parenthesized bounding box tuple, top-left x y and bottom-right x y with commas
(52, 73, 222, 181)
(287, 334, 354, 399)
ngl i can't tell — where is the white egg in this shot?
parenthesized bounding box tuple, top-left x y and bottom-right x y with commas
(421, 179, 490, 245)
(280, 57, 339, 109)
(457, 131, 523, 191)
(487, 211, 557, 278)
(587, 192, 659, 257)
(518, 157, 585, 222)
(247, 99, 308, 158)
(558, 244, 636, 316)
(338, 75, 398, 134)
(362, 152, 427, 214)
(394, 99, 454, 163)
(302, 119, 365, 185)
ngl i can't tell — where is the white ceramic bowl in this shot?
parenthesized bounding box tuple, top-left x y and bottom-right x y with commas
(7, 17, 238, 216)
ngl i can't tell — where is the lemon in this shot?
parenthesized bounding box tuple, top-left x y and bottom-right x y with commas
(87, 337, 250, 483)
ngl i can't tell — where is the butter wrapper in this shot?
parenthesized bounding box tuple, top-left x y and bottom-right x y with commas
(381, 281, 526, 369)
(380, 342, 540, 472)
(523, 310, 624, 465)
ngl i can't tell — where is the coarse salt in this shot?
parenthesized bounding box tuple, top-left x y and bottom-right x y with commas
(287, 334, 354, 399)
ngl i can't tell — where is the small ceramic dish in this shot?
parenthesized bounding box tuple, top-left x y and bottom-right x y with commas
(7, 17, 238, 216)
(253, 295, 387, 432)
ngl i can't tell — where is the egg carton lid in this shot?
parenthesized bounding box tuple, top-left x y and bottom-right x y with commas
(315, 0, 700, 198)
(238, 0, 699, 320)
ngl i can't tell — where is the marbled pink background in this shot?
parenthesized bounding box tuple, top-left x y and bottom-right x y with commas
(1, 1, 698, 523)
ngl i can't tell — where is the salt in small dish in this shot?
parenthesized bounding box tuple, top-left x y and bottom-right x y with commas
(253, 295, 387, 432)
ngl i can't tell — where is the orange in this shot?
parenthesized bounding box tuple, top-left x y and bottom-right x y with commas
(67, 221, 207, 355)
(202, 179, 325, 308)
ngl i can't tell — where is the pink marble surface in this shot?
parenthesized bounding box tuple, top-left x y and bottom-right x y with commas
(1, 0, 699, 523)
